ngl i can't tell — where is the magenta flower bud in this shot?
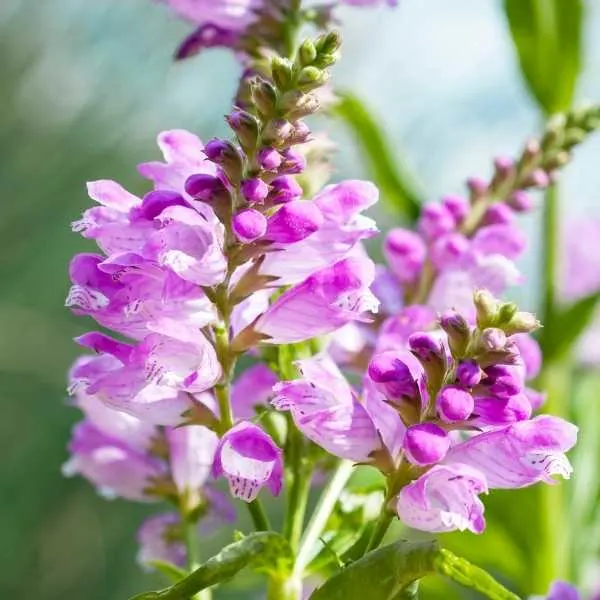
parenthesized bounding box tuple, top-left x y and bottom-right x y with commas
(265, 201, 324, 243)
(403, 423, 450, 466)
(241, 178, 269, 204)
(280, 148, 307, 174)
(483, 203, 514, 225)
(270, 175, 304, 204)
(258, 147, 282, 171)
(418, 202, 456, 239)
(507, 190, 533, 212)
(212, 422, 283, 502)
(456, 360, 481, 387)
(289, 119, 311, 144)
(430, 233, 470, 270)
(185, 174, 225, 201)
(232, 209, 267, 243)
(437, 385, 475, 422)
(384, 228, 427, 283)
(367, 351, 422, 401)
(204, 138, 235, 162)
(442, 195, 469, 222)
(408, 332, 443, 360)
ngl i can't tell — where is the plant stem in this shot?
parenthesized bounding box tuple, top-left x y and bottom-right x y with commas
(267, 574, 302, 600)
(293, 460, 354, 577)
(283, 423, 313, 551)
(248, 498, 271, 531)
(364, 510, 395, 554)
(184, 520, 212, 600)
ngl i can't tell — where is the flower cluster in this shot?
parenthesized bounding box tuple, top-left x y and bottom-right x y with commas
(275, 291, 577, 534)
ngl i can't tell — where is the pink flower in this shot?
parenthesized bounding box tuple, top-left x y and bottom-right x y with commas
(213, 422, 283, 502)
(272, 356, 381, 462)
(255, 256, 379, 344)
(231, 364, 278, 420)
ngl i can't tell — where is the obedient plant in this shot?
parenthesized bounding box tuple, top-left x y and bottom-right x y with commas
(62, 1, 600, 598)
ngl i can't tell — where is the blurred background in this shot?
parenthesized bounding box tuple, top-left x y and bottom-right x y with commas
(2, 0, 600, 598)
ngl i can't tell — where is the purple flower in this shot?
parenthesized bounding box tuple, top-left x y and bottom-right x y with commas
(241, 178, 269, 204)
(272, 356, 381, 462)
(436, 385, 475, 422)
(259, 180, 378, 285)
(255, 256, 379, 344)
(446, 415, 577, 488)
(159, 0, 260, 30)
(232, 208, 268, 243)
(265, 201, 324, 244)
(74, 331, 221, 425)
(544, 581, 580, 600)
(396, 464, 487, 534)
(63, 419, 164, 501)
(213, 422, 283, 502)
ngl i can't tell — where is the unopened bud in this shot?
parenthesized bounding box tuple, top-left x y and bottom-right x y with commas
(262, 119, 294, 146)
(456, 360, 481, 387)
(257, 147, 282, 171)
(496, 302, 518, 326)
(437, 385, 474, 423)
(439, 310, 471, 358)
(504, 311, 541, 335)
(227, 110, 260, 152)
(480, 328, 507, 351)
(287, 120, 311, 145)
(467, 177, 488, 201)
(473, 289, 498, 328)
(521, 138, 541, 164)
(524, 168, 550, 189)
(184, 174, 227, 202)
(281, 91, 321, 120)
(271, 56, 294, 90)
(232, 208, 267, 244)
(203, 138, 244, 181)
(279, 148, 307, 174)
(315, 30, 342, 56)
(544, 151, 570, 171)
(507, 190, 533, 212)
(298, 39, 318, 66)
(297, 66, 328, 91)
(252, 79, 278, 117)
(241, 177, 269, 204)
(483, 203, 514, 226)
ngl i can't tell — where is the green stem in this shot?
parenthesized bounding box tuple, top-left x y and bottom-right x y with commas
(184, 520, 211, 600)
(247, 498, 271, 531)
(214, 382, 234, 432)
(364, 510, 395, 554)
(267, 574, 302, 600)
(294, 460, 354, 577)
(283, 424, 313, 551)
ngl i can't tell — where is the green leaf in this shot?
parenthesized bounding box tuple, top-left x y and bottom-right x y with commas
(504, 0, 584, 114)
(306, 487, 385, 574)
(332, 92, 423, 222)
(539, 290, 600, 359)
(129, 532, 293, 600)
(309, 540, 521, 600)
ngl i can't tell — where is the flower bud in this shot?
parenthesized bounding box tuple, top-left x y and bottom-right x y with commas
(496, 302, 518, 326)
(184, 174, 227, 202)
(524, 168, 550, 188)
(408, 332, 446, 389)
(483, 203, 514, 225)
(315, 30, 342, 56)
(204, 138, 244, 180)
(441, 195, 469, 222)
(473, 289, 498, 328)
(271, 56, 294, 90)
(270, 175, 303, 204)
(403, 423, 450, 466)
(430, 233, 470, 270)
(265, 201, 323, 243)
(418, 202, 456, 240)
(252, 79, 278, 117)
(232, 209, 268, 244)
(241, 178, 269, 204)
(282, 91, 321, 120)
(288, 120, 311, 145)
(227, 110, 260, 152)
(280, 148, 307, 174)
(262, 119, 294, 146)
(467, 177, 488, 201)
(504, 311, 541, 335)
(437, 385, 475, 422)
(258, 147, 282, 171)
(298, 39, 318, 66)
(368, 351, 421, 402)
(456, 360, 482, 387)
(439, 310, 471, 358)
(298, 66, 328, 91)
(507, 190, 533, 212)
(383, 228, 426, 283)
